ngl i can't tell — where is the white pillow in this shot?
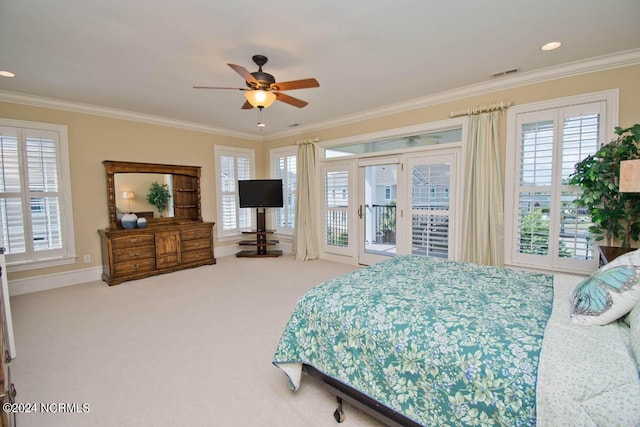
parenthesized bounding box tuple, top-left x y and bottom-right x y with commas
(624, 303, 640, 370)
(571, 249, 640, 326)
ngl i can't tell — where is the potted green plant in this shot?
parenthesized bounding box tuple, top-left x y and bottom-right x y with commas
(380, 200, 396, 243)
(568, 124, 640, 248)
(146, 181, 172, 217)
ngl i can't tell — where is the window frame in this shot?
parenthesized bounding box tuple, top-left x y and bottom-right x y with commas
(504, 90, 618, 274)
(213, 145, 255, 239)
(0, 118, 76, 272)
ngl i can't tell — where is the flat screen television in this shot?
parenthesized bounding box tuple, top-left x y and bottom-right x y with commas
(238, 179, 284, 208)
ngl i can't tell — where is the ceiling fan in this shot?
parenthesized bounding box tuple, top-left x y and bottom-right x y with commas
(193, 55, 320, 110)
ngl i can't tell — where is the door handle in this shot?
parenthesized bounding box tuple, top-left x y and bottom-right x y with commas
(358, 205, 363, 219)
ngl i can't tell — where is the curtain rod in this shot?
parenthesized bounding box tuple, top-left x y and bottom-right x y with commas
(449, 101, 513, 118)
(296, 137, 320, 145)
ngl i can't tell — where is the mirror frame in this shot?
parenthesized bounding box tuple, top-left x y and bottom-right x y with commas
(104, 160, 202, 229)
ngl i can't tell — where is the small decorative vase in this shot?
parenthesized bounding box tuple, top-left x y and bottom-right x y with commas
(121, 213, 138, 229)
(136, 217, 147, 228)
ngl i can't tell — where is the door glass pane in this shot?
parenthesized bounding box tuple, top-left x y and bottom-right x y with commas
(411, 163, 450, 257)
(325, 170, 349, 247)
(363, 164, 396, 257)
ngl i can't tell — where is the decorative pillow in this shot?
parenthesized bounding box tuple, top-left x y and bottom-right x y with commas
(571, 249, 640, 326)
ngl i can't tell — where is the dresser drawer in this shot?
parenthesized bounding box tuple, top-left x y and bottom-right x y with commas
(112, 258, 155, 276)
(182, 248, 213, 264)
(113, 246, 155, 263)
(182, 238, 211, 252)
(181, 227, 211, 241)
(111, 234, 154, 250)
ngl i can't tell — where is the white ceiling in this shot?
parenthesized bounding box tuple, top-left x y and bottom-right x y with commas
(1, 0, 639, 139)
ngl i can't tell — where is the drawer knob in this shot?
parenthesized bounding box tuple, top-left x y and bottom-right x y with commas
(194, 243, 200, 248)
(194, 254, 200, 259)
(129, 238, 138, 243)
(133, 264, 140, 270)
(130, 251, 140, 257)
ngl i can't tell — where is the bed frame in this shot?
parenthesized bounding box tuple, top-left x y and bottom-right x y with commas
(303, 364, 422, 426)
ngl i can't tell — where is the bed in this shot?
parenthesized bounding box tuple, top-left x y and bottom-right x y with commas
(273, 254, 640, 426)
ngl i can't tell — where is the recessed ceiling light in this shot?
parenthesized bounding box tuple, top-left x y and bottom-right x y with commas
(541, 41, 562, 51)
(0, 71, 16, 78)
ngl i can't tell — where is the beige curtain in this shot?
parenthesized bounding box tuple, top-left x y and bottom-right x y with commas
(462, 111, 504, 266)
(294, 139, 320, 261)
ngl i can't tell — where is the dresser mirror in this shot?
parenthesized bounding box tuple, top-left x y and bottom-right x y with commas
(114, 173, 175, 218)
(104, 160, 202, 229)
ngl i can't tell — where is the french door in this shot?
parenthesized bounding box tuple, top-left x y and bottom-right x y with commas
(356, 152, 458, 265)
(358, 158, 402, 265)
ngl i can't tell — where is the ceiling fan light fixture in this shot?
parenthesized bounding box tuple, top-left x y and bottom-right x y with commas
(244, 90, 276, 108)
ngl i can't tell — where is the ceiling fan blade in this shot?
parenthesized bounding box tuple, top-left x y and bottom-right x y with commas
(241, 100, 253, 110)
(228, 63, 259, 85)
(270, 78, 319, 91)
(193, 86, 246, 90)
(274, 92, 308, 108)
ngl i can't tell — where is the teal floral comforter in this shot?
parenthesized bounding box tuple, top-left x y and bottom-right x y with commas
(273, 255, 554, 426)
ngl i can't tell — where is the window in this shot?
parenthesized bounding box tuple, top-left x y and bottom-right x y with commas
(214, 146, 254, 238)
(505, 90, 618, 274)
(0, 119, 75, 270)
(324, 128, 462, 158)
(410, 155, 456, 259)
(270, 147, 296, 235)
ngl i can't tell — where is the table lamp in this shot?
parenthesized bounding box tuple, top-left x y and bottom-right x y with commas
(120, 191, 138, 229)
(619, 159, 640, 193)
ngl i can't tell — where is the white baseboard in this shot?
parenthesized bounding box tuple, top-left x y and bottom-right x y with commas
(10, 242, 295, 296)
(9, 266, 103, 296)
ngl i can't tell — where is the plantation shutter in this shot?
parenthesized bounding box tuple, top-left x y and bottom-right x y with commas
(0, 127, 25, 255)
(0, 125, 67, 263)
(273, 154, 296, 231)
(411, 161, 451, 258)
(27, 130, 63, 252)
(216, 147, 254, 237)
(510, 101, 604, 272)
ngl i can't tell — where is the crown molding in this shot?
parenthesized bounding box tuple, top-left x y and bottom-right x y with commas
(264, 48, 640, 140)
(1, 49, 638, 143)
(0, 90, 262, 141)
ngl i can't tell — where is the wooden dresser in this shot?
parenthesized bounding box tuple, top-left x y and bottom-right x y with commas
(99, 160, 216, 286)
(0, 251, 16, 427)
(99, 221, 215, 286)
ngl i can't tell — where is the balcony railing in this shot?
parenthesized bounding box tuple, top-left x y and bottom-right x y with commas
(370, 204, 396, 243)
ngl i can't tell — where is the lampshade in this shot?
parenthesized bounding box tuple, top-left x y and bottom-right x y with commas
(619, 159, 640, 192)
(244, 90, 276, 108)
(121, 191, 135, 199)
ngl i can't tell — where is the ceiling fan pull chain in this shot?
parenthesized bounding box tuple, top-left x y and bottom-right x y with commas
(257, 107, 266, 130)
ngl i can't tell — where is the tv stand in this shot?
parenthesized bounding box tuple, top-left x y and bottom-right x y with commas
(236, 209, 282, 258)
